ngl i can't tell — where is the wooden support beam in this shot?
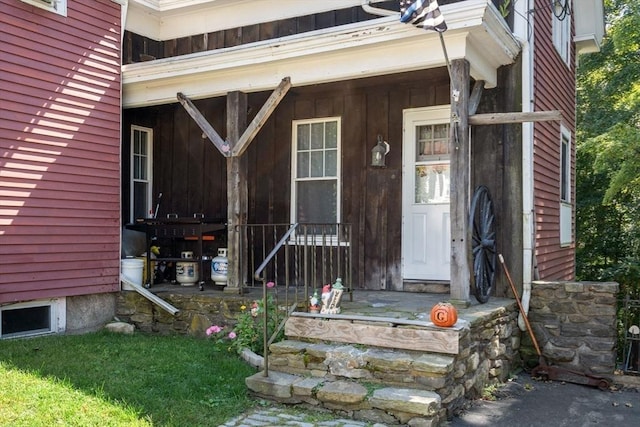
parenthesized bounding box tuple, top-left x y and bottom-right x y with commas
(177, 92, 231, 157)
(468, 80, 485, 116)
(225, 91, 248, 294)
(449, 59, 472, 305)
(232, 77, 292, 157)
(469, 110, 562, 125)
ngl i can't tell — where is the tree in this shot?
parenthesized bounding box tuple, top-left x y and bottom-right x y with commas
(576, 0, 640, 295)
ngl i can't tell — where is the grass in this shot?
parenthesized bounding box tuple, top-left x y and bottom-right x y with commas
(0, 331, 258, 426)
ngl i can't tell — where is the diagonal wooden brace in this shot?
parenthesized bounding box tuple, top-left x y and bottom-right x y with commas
(177, 92, 232, 157)
(232, 77, 292, 157)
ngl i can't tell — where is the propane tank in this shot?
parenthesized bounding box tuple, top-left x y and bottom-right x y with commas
(211, 248, 228, 286)
(176, 251, 198, 286)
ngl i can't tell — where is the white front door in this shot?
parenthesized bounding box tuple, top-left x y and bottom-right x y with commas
(402, 106, 451, 281)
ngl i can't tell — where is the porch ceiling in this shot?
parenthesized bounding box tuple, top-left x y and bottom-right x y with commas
(122, 0, 520, 108)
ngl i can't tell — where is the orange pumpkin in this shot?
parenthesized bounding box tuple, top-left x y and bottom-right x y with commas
(430, 302, 458, 327)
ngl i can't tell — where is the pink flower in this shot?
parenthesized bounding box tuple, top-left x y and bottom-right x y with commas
(228, 331, 237, 339)
(266, 281, 275, 288)
(206, 325, 223, 336)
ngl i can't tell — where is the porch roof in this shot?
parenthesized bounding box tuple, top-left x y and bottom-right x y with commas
(122, 0, 520, 108)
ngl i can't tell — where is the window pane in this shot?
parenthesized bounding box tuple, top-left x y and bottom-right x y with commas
(418, 125, 432, 140)
(561, 138, 569, 201)
(434, 124, 449, 139)
(297, 152, 309, 178)
(134, 181, 149, 218)
(296, 180, 337, 223)
(139, 156, 147, 180)
(310, 151, 324, 177)
(417, 124, 449, 161)
(325, 121, 337, 148)
(310, 123, 324, 149)
(325, 149, 337, 176)
(415, 164, 450, 204)
(298, 124, 310, 150)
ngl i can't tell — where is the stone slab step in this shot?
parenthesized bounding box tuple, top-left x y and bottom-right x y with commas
(246, 370, 443, 426)
(286, 314, 464, 354)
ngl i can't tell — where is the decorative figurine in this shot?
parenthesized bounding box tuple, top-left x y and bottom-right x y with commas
(309, 290, 320, 313)
(320, 278, 344, 314)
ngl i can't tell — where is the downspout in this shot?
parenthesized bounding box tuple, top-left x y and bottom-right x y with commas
(515, 0, 534, 331)
(113, 1, 178, 317)
(121, 276, 180, 315)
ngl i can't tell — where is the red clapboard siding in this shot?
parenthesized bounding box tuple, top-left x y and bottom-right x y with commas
(0, 0, 122, 304)
(532, 5, 576, 280)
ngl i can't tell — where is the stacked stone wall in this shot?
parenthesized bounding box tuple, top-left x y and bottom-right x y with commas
(524, 281, 619, 375)
(116, 290, 251, 336)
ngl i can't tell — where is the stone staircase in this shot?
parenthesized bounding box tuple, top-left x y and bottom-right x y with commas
(246, 338, 453, 426)
(246, 303, 520, 426)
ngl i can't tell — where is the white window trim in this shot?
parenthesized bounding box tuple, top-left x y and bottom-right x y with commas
(552, 0, 571, 66)
(0, 298, 66, 339)
(130, 125, 154, 223)
(290, 117, 342, 245)
(559, 125, 572, 246)
(20, 0, 67, 16)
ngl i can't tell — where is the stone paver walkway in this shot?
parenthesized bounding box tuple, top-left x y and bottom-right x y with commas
(220, 406, 388, 427)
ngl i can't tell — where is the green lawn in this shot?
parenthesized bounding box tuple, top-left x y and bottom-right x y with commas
(0, 331, 258, 426)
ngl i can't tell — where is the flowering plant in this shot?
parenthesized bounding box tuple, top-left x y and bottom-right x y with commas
(206, 281, 285, 357)
(205, 324, 236, 348)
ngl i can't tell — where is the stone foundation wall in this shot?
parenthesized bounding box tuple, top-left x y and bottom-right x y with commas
(524, 281, 619, 374)
(462, 303, 521, 396)
(116, 290, 252, 336)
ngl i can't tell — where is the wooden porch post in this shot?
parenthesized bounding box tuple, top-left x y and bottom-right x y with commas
(225, 91, 248, 294)
(449, 59, 472, 305)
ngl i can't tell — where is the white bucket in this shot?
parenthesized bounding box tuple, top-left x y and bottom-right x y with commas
(121, 258, 144, 287)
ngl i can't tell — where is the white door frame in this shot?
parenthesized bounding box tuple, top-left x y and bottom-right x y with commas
(402, 105, 451, 281)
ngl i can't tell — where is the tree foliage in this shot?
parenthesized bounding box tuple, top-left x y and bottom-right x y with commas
(576, 0, 640, 296)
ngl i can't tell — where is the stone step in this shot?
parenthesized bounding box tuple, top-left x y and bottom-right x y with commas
(286, 313, 465, 354)
(246, 370, 444, 426)
(268, 340, 456, 390)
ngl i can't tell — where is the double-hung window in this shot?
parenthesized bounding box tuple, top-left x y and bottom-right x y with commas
(130, 126, 153, 222)
(559, 126, 572, 246)
(291, 118, 341, 238)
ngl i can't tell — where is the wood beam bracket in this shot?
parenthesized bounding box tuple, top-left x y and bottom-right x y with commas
(468, 80, 485, 116)
(177, 92, 232, 157)
(232, 77, 292, 157)
(177, 77, 291, 158)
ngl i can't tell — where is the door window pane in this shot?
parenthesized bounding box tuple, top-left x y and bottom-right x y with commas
(417, 124, 449, 161)
(415, 164, 450, 204)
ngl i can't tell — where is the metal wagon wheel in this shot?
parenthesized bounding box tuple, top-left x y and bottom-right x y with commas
(469, 185, 497, 303)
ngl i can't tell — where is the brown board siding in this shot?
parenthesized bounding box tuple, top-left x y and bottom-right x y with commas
(123, 67, 522, 294)
(532, 5, 576, 280)
(0, 0, 122, 303)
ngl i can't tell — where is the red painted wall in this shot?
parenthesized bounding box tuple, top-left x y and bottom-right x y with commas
(532, 4, 576, 279)
(0, 0, 122, 303)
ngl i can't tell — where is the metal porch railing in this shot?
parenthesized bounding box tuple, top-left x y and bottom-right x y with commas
(237, 223, 352, 375)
